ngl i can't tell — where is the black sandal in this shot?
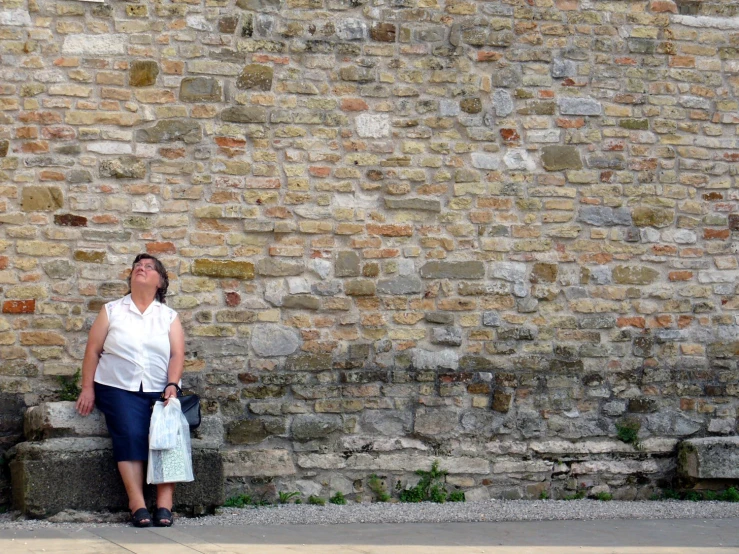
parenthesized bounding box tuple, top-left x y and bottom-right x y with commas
(153, 507, 173, 527)
(131, 507, 152, 528)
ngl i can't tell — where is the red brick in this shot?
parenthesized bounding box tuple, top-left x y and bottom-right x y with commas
(477, 51, 502, 62)
(39, 170, 65, 181)
(341, 98, 368, 111)
(555, 117, 585, 129)
(617, 317, 645, 329)
(146, 242, 176, 254)
(225, 292, 241, 307)
(3, 300, 35, 314)
(669, 271, 693, 281)
(704, 228, 730, 240)
(669, 56, 695, 68)
(252, 54, 290, 64)
(650, 0, 677, 14)
(20, 141, 49, 153)
(309, 166, 331, 178)
(556, 0, 579, 9)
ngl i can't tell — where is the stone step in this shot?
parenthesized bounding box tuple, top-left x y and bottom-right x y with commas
(678, 437, 739, 479)
(8, 437, 224, 518)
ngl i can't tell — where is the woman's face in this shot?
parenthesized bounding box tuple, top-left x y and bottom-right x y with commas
(131, 259, 162, 292)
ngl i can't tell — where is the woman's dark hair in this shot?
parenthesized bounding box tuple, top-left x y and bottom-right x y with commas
(126, 253, 169, 304)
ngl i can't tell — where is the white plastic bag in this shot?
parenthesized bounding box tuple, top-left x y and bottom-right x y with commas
(149, 398, 181, 450)
(147, 399, 194, 484)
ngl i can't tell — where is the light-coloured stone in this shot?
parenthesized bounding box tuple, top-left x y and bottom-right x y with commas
(678, 436, 739, 479)
(356, 114, 390, 138)
(62, 35, 127, 56)
(251, 324, 301, 357)
(24, 402, 107, 440)
(222, 449, 296, 477)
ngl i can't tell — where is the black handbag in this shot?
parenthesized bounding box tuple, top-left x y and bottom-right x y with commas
(162, 383, 201, 430)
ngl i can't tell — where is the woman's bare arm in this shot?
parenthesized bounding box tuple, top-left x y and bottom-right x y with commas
(75, 306, 108, 416)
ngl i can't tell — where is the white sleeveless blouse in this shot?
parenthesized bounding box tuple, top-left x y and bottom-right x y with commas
(94, 295, 178, 393)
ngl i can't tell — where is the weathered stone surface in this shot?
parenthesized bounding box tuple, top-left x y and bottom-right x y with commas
(356, 114, 390, 138)
(221, 106, 267, 123)
(612, 266, 659, 285)
(552, 58, 576, 78)
(9, 438, 223, 517)
(237, 64, 273, 90)
(286, 353, 332, 371)
(129, 61, 159, 87)
(631, 207, 674, 228)
(431, 326, 462, 346)
(222, 449, 295, 478)
(179, 77, 222, 102)
(62, 34, 126, 56)
(24, 402, 107, 441)
(492, 89, 514, 117)
(377, 276, 422, 295)
(558, 97, 602, 116)
(414, 410, 458, 437)
(136, 120, 202, 143)
(21, 186, 63, 212)
(226, 419, 269, 444)
(256, 258, 304, 277)
(578, 206, 632, 227)
(420, 261, 485, 279)
(292, 414, 342, 440)
(99, 157, 146, 179)
(0, 140, 8, 157)
(384, 198, 441, 212)
(412, 349, 458, 370)
(251, 324, 301, 357)
(192, 259, 254, 279)
(336, 251, 360, 277)
(541, 146, 582, 171)
(678, 437, 739, 479)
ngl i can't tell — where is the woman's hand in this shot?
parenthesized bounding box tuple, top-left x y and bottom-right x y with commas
(163, 383, 178, 406)
(76, 386, 95, 416)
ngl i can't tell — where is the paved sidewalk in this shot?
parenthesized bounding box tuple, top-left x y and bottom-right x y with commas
(1, 518, 737, 553)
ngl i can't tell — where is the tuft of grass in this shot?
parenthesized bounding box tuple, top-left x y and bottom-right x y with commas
(399, 460, 460, 503)
(278, 491, 301, 505)
(657, 487, 739, 502)
(539, 491, 550, 500)
(594, 492, 613, 501)
(368, 474, 391, 502)
(616, 418, 641, 448)
(57, 368, 81, 401)
(308, 495, 325, 506)
(563, 491, 586, 501)
(223, 494, 253, 508)
(329, 491, 347, 505)
(448, 490, 465, 503)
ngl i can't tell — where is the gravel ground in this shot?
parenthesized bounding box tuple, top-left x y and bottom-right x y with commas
(1, 500, 739, 530)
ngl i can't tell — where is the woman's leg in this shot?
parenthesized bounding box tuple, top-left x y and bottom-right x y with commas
(118, 460, 148, 516)
(156, 483, 175, 524)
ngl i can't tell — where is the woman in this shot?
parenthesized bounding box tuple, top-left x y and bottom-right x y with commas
(75, 253, 185, 527)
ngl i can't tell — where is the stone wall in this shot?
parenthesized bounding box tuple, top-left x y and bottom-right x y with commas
(1, 0, 739, 504)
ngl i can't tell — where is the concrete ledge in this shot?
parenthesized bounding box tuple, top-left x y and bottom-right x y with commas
(8, 437, 224, 517)
(678, 436, 739, 479)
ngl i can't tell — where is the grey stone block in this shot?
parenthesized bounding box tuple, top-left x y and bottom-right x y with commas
(8, 437, 224, 517)
(678, 436, 739, 479)
(24, 401, 107, 441)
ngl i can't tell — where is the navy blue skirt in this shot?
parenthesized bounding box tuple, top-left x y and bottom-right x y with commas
(95, 382, 161, 462)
